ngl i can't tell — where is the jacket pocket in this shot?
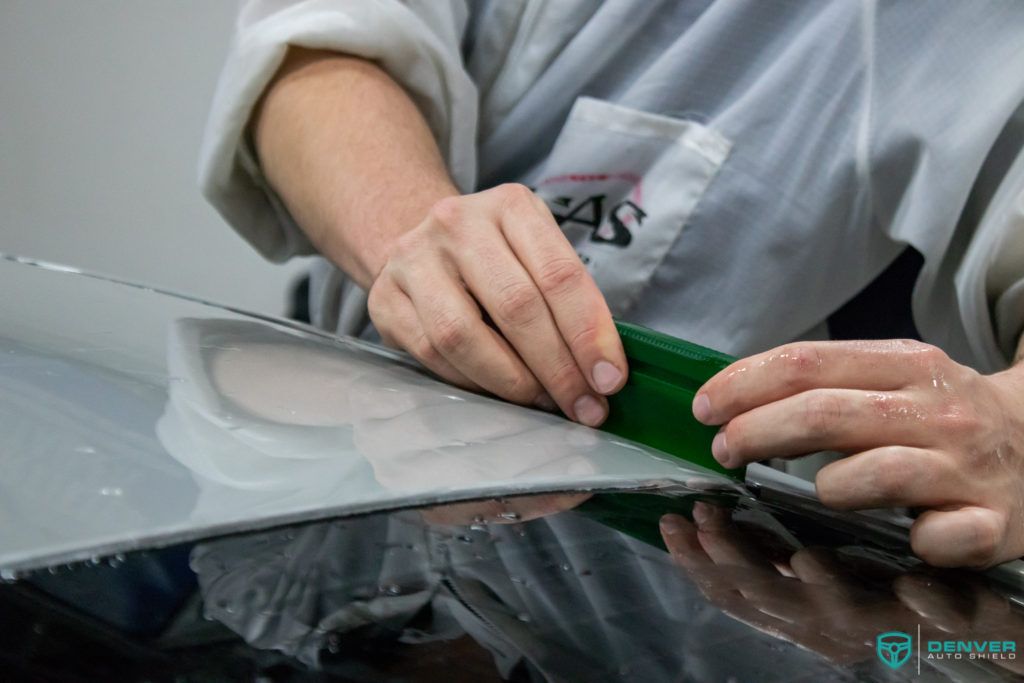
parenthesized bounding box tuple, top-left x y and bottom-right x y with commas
(530, 97, 731, 315)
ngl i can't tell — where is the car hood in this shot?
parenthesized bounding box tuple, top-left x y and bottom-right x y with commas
(0, 254, 742, 575)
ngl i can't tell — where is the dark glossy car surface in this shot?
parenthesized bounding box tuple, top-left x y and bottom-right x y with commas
(1, 255, 1022, 682)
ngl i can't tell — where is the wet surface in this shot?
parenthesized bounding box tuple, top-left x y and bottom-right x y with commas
(2, 254, 1023, 681)
(3, 491, 1024, 681)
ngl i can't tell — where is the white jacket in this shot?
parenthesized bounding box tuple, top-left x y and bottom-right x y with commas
(200, 0, 1024, 372)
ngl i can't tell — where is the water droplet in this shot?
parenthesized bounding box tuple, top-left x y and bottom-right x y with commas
(516, 612, 532, 623)
(560, 563, 571, 572)
(379, 584, 402, 596)
(456, 535, 473, 544)
(497, 511, 520, 521)
(99, 487, 123, 497)
(1, 568, 18, 582)
(469, 522, 488, 532)
(74, 445, 96, 454)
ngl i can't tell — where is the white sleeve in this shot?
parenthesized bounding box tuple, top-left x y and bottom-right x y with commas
(198, 0, 478, 262)
(955, 147, 1024, 371)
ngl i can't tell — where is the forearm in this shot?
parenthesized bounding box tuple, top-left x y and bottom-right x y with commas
(252, 48, 458, 288)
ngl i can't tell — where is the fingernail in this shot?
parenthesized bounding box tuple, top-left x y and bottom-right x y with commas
(692, 393, 712, 424)
(591, 361, 623, 394)
(533, 393, 557, 411)
(711, 431, 729, 466)
(660, 514, 683, 535)
(573, 395, 606, 427)
(692, 502, 712, 528)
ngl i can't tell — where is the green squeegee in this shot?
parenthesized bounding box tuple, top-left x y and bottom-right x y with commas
(600, 321, 745, 480)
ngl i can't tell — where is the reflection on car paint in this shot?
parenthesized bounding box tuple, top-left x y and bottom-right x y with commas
(0, 255, 736, 575)
(5, 491, 1023, 681)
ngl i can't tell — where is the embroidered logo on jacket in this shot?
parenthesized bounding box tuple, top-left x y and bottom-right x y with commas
(534, 173, 647, 252)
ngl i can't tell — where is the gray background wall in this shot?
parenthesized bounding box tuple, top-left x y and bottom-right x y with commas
(0, 1, 306, 315)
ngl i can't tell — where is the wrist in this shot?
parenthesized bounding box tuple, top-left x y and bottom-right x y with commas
(252, 47, 460, 290)
(327, 179, 459, 289)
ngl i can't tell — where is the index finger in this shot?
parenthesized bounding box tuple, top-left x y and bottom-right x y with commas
(489, 185, 628, 396)
(693, 339, 935, 425)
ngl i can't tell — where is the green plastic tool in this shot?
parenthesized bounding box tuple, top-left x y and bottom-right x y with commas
(600, 321, 745, 479)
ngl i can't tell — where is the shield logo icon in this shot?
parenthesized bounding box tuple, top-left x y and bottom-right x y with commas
(876, 631, 913, 669)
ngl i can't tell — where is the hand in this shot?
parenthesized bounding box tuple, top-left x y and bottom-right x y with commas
(254, 53, 626, 425)
(691, 340, 1024, 568)
(661, 504, 918, 664)
(369, 183, 627, 426)
(661, 503, 1024, 674)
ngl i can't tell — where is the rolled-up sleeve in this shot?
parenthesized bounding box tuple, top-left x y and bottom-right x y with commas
(198, 0, 478, 262)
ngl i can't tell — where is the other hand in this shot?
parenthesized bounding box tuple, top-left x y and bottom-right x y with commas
(692, 340, 1024, 568)
(662, 504, 1024, 674)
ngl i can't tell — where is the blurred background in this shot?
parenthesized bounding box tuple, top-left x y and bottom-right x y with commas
(1, 1, 306, 316)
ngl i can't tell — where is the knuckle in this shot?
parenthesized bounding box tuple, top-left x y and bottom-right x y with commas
(537, 257, 586, 297)
(802, 391, 843, 438)
(498, 369, 539, 403)
(909, 341, 949, 367)
(429, 311, 472, 356)
(543, 358, 584, 394)
(413, 336, 442, 366)
(568, 321, 601, 351)
(887, 338, 927, 354)
(495, 182, 535, 211)
(428, 195, 465, 228)
(495, 281, 544, 326)
(788, 343, 823, 370)
(934, 408, 982, 438)
(779, 343, 822, 389)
